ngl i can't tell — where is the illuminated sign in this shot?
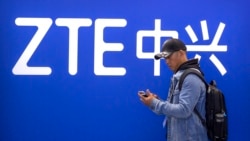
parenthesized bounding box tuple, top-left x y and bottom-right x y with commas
(13, 18, 227, 76)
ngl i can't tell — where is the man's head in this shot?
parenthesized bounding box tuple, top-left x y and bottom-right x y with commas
(154, 38, 187, 60)
(155, 38, 188, 72)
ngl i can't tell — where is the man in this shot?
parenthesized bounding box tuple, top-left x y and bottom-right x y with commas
(138, 38, 208, 141)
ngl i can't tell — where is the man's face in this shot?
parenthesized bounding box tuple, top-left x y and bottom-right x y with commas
(164, 51, 181, 72)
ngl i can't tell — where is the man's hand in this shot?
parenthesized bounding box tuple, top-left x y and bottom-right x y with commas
(138, 89, 159, 106)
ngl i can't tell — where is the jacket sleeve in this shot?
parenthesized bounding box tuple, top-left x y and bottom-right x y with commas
(149, 74, 203, 118)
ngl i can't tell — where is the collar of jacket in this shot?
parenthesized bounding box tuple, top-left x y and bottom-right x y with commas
(174, 58, 204, 76)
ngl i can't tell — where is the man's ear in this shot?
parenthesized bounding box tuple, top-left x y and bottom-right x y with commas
(179, 50, 186, 56)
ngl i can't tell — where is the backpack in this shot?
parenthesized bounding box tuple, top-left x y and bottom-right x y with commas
(178, 69, 228, 141)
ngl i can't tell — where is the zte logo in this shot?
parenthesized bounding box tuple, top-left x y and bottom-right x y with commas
(12, 18, 227, 76)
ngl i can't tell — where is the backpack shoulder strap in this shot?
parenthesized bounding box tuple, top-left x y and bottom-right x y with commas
(178, 68, 207, 127)
(178, 68, 207, 91)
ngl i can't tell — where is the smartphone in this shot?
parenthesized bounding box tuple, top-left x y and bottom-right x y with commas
(138, 91, 148, 97)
